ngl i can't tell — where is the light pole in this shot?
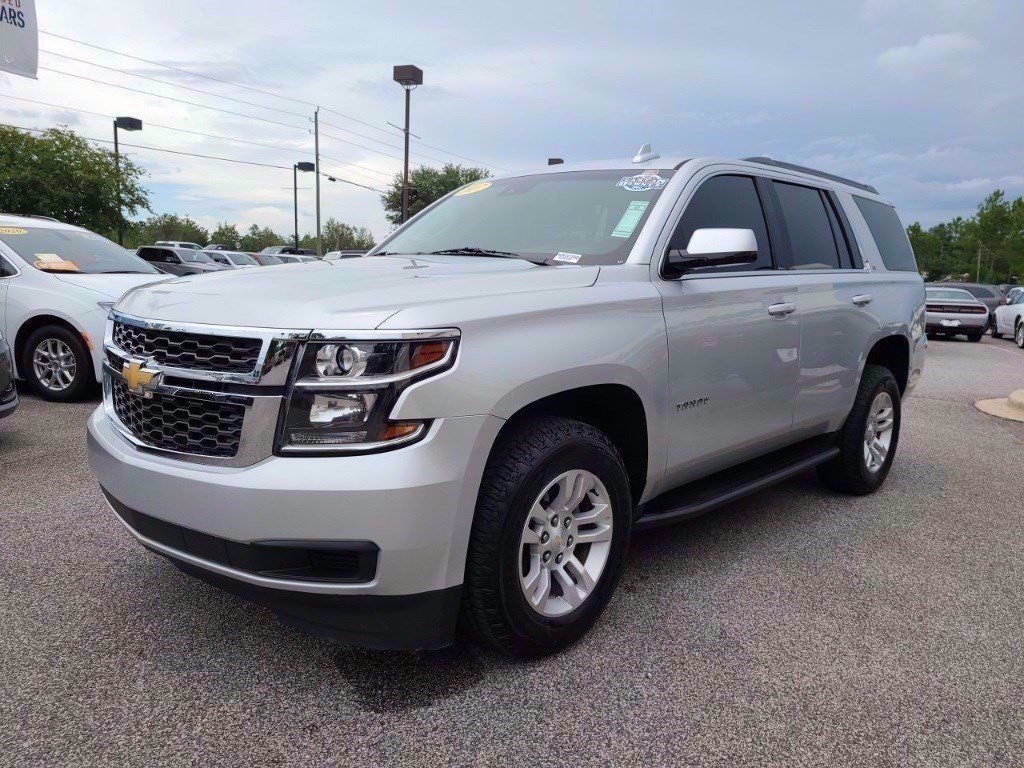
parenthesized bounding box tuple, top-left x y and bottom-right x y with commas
(113, 116, 142, 245)
(392, 65, 423, 224)
(293, 161, 315, 249)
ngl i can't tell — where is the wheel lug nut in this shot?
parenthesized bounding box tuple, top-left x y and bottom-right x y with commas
(567, 536, 573, 546)
(543, 551, 551, 563)
(550, 514, 559, 527)
(563, 516, 571, 528)
(541, 532, 549, 544)
(555, 553, 563, 564)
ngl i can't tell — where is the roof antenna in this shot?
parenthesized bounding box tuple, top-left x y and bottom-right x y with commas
(632, 143, 659, 163)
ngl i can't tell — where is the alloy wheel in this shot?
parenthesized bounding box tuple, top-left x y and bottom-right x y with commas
(863, 391, 895, 473)
(518, 469, 614, 617)
(32, 338, 77, 392)
(1016, 323, 1024, 349)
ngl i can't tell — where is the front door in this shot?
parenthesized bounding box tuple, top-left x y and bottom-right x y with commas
(655, 174, 800, 488)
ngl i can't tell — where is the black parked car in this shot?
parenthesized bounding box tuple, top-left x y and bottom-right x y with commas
(136, 246, 227, 276)
(0, 331, 18, 421)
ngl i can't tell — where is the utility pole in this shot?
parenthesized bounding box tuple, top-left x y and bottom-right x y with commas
(293, 164, 299, 250)
(402, 86, 410, 223)
(112, 116, 142, 246)
(976, 242, 982, 283)
(314, 107, 322, 257)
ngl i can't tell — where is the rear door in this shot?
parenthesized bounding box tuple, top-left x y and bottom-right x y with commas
(765, 179, 880, 434)
(656, 173, 801, 487)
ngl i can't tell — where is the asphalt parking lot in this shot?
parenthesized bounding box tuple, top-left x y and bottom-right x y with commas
(2, 337, 1023, 767)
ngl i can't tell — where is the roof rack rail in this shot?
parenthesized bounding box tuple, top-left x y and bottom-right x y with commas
(743, 157, 879, 194)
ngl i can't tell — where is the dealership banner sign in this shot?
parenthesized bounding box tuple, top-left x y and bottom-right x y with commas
(0, 0, 37, 79)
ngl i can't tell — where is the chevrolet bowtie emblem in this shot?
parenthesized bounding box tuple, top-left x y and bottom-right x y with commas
(122, 360, 161, 396)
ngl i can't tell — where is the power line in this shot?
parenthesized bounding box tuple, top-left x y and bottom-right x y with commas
(319, 130, 418, 166)
(39, 28, 510, 172)
(0, 93, 392, 182)
(40, 49, 310, 120)
(37, 66, 311, 132)
(317, 171, 382, 194)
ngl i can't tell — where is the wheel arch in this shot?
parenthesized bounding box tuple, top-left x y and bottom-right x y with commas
(864, 333, 910, 395)
(14, 313, 92, 378)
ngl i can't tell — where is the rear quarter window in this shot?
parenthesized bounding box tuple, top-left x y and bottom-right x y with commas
(854, 197, 918, 272)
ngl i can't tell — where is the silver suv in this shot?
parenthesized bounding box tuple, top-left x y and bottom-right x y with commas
(87, 150, 926, 657)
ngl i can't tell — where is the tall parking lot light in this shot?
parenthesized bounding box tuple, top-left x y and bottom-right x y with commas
(293, 161, 316, 249)
(392, 65, 423, 224)
(113, 116, 142, 246)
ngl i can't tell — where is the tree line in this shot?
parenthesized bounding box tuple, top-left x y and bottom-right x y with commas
(0, 125, 374, 252)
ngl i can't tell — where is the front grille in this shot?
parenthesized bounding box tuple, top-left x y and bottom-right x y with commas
(112, 321, 263, 374)
(111, 376, 245, 457)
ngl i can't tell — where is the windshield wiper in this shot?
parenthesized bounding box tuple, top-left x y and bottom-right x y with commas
(427, 247, 547, 265)
(93, 270, 151, 274)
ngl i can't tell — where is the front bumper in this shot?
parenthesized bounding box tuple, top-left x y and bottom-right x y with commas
(88, 407, 503, 647)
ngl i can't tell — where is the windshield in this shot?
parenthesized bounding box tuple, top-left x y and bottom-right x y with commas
(927, 288, 975, 301)
(181, 250, 214, 264)
(378, 170, 674, 265)
(259, 254, 284, 265)
(228, 252, 258, 266)
(0, 226, 159, 274)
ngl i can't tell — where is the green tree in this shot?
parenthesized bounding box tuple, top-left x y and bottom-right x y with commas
(320, 217, 376, 251)
(0, 125, 149, 236)
(209, 222, 242, 249)
(380, 163, 490, 225)
(126, 213, 208, 249)
(238, 224, 285, 252)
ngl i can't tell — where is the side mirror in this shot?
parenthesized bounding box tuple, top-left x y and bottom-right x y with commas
(664, 228, 758, 278)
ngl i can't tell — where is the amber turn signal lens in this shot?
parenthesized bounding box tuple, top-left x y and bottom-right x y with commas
(378, 422, 421, 441)
(411, 341, 448, 369)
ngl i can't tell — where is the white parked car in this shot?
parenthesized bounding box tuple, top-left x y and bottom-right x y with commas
(993, 290, 1024, 348)
(0, 215, 166, 401)
(205, 250, 259, 269)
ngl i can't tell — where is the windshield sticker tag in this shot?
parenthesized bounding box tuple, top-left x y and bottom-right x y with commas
(611, 200, 650, 238)
(0, 227, 27, 235)
(553, 251, 582, 264)
(454, 181, 492, 196)
(616, 171, 667, 192)
(34, 253, 64, 263)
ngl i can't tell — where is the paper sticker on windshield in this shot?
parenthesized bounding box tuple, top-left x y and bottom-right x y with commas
(455, 181, 492, 196)
(553, 251, 582, 264)
(34, 254, 79, 272)
(611, 201, 650, 238)
(616, 171, 667, 192)
(0, 227, 27, 235)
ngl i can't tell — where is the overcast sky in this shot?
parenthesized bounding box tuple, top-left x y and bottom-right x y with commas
(2, 0, 1022, 239)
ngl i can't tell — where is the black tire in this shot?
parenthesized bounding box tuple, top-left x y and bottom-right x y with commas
(463, 416, 632, 658)
(22, 325, 95, 402)
(817, 364, 901, 495)
(967, 332, 983, 342)
(1016, 321, 1024, 349)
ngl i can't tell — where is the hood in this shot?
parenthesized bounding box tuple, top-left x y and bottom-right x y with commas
(54, 272, 169, 301)
(115, 255, 600, 329)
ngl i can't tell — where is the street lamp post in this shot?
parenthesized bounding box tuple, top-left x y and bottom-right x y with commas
(392, 65, 423, 224)
(113, 116, 142, 246)
(293, 161, 315, 249)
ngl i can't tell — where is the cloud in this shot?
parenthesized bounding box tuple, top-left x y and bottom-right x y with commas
(876, 33, 980, 78)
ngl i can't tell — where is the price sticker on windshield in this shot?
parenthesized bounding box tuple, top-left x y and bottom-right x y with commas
(455, 181, 492, 196)
(611, 200, 650, 238)
(0, 227, 27, 235)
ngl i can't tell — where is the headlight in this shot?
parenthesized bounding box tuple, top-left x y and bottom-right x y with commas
(277, 331, 458, 454)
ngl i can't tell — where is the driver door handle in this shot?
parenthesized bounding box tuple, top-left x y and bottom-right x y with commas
(767, 302, 796, 317)
(852, 294, 874, 307)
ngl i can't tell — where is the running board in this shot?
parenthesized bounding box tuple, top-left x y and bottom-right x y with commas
(634, 435, 839, 530)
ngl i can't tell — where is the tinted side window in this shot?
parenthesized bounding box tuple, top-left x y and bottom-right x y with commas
(773, 182, 841, 269)
(0, 257, 15, 276)
(853, 196, 918, 272)
(669, 175, 772, 270)
(136, 248, 158, 261)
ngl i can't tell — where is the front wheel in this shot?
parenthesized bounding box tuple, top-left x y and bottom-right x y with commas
(464, 417, 632, 658)
(23, 325, 95, 402)
(1016, 322, 1024, 349)
(818, 364, 901, 495)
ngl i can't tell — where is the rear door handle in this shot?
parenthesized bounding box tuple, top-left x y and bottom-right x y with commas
(852, 294, 873, 307)
(767, 302, 796, 317)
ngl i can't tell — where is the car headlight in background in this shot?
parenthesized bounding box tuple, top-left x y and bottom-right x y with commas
(277, 330, 459, 454)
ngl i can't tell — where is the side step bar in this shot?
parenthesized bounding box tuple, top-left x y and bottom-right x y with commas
(634, 435, 839, 530)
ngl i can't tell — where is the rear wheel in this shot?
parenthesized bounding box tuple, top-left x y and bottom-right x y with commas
(23, 325, 95, 402)
(464, 417, 632, 658)
(1016, 321, 1024, 349)
(818, 364, 901, 495)
(967, 332, 983, 342)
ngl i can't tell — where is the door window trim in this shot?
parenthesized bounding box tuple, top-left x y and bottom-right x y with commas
(0, 255, 21, 278)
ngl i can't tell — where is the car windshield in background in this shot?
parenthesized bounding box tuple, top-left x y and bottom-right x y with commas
(378, 170, 675, 265)
(0, 227, 159, 274)
(181, 251, 215, 263)
(260, 254, 285, 265)
(927, 288, 976, 301)
(228, 252, 258, 265)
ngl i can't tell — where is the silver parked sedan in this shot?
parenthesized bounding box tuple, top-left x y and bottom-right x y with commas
(925, 287, 990, 341)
